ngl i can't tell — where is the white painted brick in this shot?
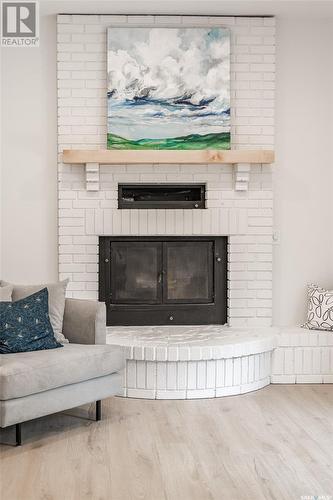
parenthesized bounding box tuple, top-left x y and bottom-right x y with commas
(284, 350, 294, 375)
(181, 16, 211, 25)
(177, 362, 187, 389)
(233, 358, 242, 386)
(206, 361, 216, 389)
(127, 388, 155, 399)
(186, 389, 215, 399)
(57, 14, 275, 310)
(321, 348, 331, 373)
(126, 360, 136, 388)
(72, 15, 99, 24)
(264, 18, 275, 27)
(59, 254, 72, 264)
(296, 375, 323, 384)
(59, 226, 85, 236)
(73, 235, 98, 244)
(72, 34, 106, 44)
(74, 253, 98, 263)
(57, 34, 71, 43)
(136, 362, 146, 389)
(146, 362, 156, 390)
(259, 353, 266, 379)
(57, 23, 84, 33)
(166, 362, 178, 390)
(215, 386, 241, 397)
(155, 16, 182, 25)
(187, 362, 197, 390)
(59, 236, 72, 245)
(241, 356, 249, 384)
(271, 374, 296, 384)
(254, 354, 260, 380)
(196, 361, 206, 390)
(303, 349, 313, 374)
(86, 245, 97, 254)
(272, 349, 284, 374)
(127, 15, 154, 24)
(59, 263, 86, 273)
(312, 349, 321, 374)
(57, 15, 72, 24)
(98, 15, 128, 25)
(225, 359, 233, 386)
(294, 349, 303, 373)
(216, 359, 225, 387)
(72, 273, 97, 282)
(248, 355, 255, 382)
(58, 43, 84, 53)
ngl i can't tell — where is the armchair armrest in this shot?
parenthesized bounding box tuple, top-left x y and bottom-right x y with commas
(62, 299, 106, 345)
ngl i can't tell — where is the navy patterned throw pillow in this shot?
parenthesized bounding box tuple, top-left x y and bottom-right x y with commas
(0, 288, 63, 354)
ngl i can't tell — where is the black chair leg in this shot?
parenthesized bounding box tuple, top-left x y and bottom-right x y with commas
(96, 400, 102, 421)
(13, 405, 100, 445)
(16, 423, 22, 446)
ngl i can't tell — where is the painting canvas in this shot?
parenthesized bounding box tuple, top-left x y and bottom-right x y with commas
(107, 27, 230, 150)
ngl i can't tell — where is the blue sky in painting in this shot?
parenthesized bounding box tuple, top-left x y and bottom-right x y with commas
(107, 27, 230, 140)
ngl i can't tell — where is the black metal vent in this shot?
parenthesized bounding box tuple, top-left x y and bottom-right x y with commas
(118, 184, 205, 209)
(99, 236, 227, 326)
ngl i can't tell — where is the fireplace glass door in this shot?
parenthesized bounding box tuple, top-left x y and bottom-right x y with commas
(99, 237, 227, 326)
(111, 242, 162, 304)
(164, 242, 213, 303)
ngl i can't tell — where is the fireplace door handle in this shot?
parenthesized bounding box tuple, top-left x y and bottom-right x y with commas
(158, 271, 163, 284)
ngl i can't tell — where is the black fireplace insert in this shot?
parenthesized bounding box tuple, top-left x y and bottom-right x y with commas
(99, 236, 227, 326)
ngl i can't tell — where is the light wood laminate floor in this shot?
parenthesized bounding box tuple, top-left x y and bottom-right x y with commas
(1, 385, 332, 500)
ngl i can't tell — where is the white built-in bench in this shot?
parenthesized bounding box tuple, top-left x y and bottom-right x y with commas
(271, 327, 333, 384)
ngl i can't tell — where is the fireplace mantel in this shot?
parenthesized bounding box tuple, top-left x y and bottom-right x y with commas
(62, 149, 275, 191)
(63, 149, 274, 165)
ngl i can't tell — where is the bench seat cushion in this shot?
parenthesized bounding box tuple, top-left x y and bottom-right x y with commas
(0, 344, 124, 400)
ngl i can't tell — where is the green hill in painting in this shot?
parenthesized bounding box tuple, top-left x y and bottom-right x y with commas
(107, 132, 230, 150)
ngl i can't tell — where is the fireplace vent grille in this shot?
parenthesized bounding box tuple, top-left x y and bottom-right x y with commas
(118, 183, 205, 209)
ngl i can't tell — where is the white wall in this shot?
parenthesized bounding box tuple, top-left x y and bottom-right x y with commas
(273, 15, 333, 325)
(0, 10, 58, 283)
(1, 1, 332, 325)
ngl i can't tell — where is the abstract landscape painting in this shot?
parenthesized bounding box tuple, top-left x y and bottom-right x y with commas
(107, 27, 230, 150)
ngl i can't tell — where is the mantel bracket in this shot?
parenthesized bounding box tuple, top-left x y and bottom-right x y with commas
(86, 162, 99, 191)
(234, 163, 251, 191)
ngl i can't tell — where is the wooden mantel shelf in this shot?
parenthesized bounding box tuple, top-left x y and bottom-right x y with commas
(62, 149, 274, 191)
(63, 149, 274, 165)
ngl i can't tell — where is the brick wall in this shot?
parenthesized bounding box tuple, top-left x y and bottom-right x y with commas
(272, 328, 333, 383)
(57, 14, 276, 327)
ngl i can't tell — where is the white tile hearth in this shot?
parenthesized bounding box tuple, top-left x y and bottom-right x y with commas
(107, 325, 278, 399)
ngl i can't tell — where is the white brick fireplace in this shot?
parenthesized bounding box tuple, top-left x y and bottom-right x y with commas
(57, 14, 275, 329)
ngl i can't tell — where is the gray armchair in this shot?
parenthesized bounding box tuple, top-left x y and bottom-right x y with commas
(0, 299, 124, 446)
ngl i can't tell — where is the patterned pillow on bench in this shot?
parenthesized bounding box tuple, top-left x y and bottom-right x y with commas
(302, 284, 333, 332)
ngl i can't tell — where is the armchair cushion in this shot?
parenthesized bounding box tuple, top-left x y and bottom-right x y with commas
(0, 343, 124, 400)
(63, 299, 106, 345)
